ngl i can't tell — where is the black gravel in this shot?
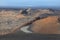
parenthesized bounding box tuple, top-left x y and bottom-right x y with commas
(0, 31, 60, 40)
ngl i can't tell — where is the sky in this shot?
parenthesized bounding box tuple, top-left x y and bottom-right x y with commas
(0, 0, 60, 8)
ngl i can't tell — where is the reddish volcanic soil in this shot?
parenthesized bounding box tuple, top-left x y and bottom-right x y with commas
(31, 16, 60, 34)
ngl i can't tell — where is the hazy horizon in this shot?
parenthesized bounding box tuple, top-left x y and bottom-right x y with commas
(0, 0, 60, 8)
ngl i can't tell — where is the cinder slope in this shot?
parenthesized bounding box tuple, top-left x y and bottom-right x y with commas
(31, 16, 60, 34)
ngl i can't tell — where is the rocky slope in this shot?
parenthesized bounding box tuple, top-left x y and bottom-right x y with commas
(0, 8, 60, 35)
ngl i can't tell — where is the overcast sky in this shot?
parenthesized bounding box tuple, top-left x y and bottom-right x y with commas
(0, 0, 60, 8)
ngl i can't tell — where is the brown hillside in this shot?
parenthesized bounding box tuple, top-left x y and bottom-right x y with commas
(31, 16, 60, 34)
